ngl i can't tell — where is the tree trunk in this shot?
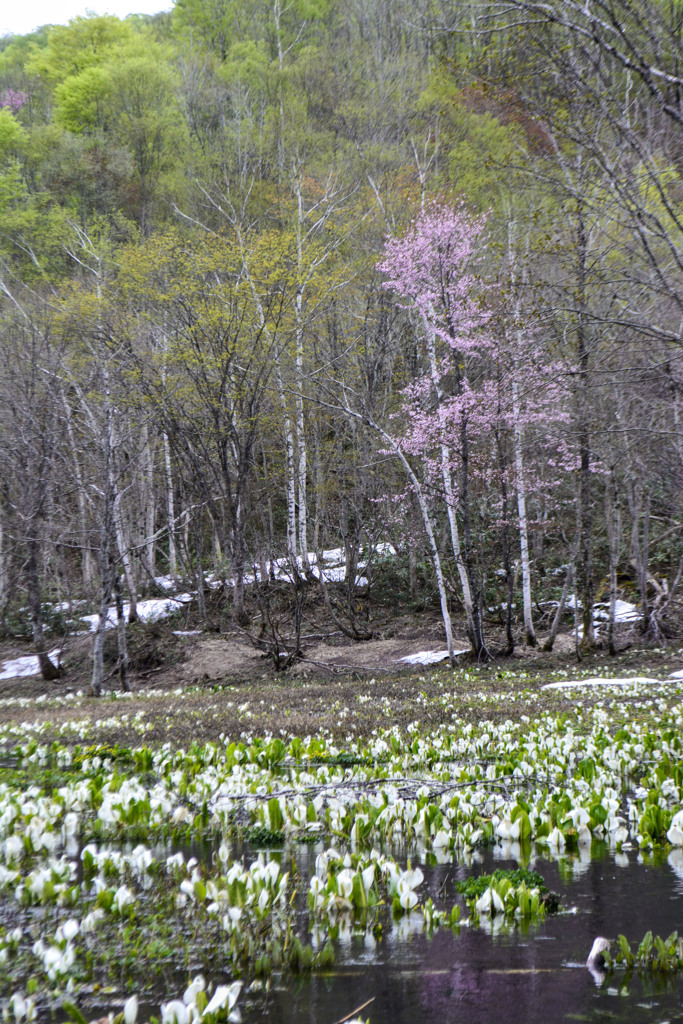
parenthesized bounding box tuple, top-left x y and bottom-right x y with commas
(231, 507, 248, 625)
(572, 560, 582, 661)
(295, 282, 311, 573)
(575, 195, 596, 649)
(163, 432, 178, 578)
(459, 415, 488, 660)
(26, 535, 61, 681)
(511, 367, 536, 645)
(62, 396, 96, 595)
(113, 565, 131, 692)
(543, 550, 575, 652)
(107, 406, 138, 623)
(605, 470, 621, 655)
(499, 452, 515, 657)
(0, 512, 9, 636)
(91, 517, 113, 698)
(370, 413, 457, 662)
(422, 315, 477, 641)
(139, 423, 156, 578)
(638, 494, 652, 635)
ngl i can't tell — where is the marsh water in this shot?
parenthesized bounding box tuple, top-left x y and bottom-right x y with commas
(241, 843, 683, 1024)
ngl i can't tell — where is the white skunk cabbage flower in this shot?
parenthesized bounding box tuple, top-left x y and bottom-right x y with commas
(161, 1000, 189, 1024)
(203, 981, 242, 1017)
(475, 887, 505, 917)
(113, 885, 135, 913)
(123, 995, 138, 1024)
(396, 866, 423, 910)
(667, 810, 683, 846)
(183, 978, 206, 1006)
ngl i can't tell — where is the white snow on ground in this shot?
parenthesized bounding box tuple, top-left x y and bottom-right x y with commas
(563, 596, 640, 639)
(542, 676, 665, 691)
(153, 576, 177, 591)
(0, 544, 393, 680)
(0, 649, 62, 681)
(0, 596, 193, 680)
(242, 543, 393, 587)
(399, 649, 469, 666)
(593, 599, 641, 623)
(669, 669, 683, 679)
(79, 595, 193, 632)
(565, 596, 640, 621)
(161, 544, 393, 593)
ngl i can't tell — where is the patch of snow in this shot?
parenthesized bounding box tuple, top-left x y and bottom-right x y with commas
(399, 649, 469, 666)
(0, 649, 62, 681)
(593, 599, 640, 623)
(173, 630, 202, 636)
(542, 676, 665, 691)
(80, 594, 193, 632)
(154, 576, 177, 591)
(565, 596, 640, 640)
(244, 545, 380, 586)
(669, 669, 683, 680)
(137, 595, 193, 620)
(373, 542, 397, 557)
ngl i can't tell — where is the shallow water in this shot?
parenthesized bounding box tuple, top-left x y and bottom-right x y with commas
(245, 845, 683, 1024)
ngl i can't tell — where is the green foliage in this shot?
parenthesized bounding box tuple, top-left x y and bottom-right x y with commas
(639, 800, 673, 846)
(54, 66, 111, 133)
(419, 76, 524, 212)
(456, 867, 548, 902)
(245, 824, 285, 846)
(0, 109, 25, 156)
(62, 1001, 90, 1024)
(220, 39, 270, 90)
(172, 0, 239, 60)
(72, 743, 134, 770)
(25, 15, 134, 86)
(610, 931, 683, 972)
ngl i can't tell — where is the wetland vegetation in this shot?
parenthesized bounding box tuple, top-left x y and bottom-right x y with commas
(3, 651, 683, 1023)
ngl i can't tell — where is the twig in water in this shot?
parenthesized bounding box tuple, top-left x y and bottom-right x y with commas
(332, 997, 375, 1024)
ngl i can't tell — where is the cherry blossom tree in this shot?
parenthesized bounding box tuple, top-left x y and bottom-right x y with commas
(378, 203, 572, 657)
(378, 203, 494, 658)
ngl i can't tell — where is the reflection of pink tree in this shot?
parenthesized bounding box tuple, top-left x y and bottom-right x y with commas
(0, 90, 28, 113)
(378, 203, 493, 658)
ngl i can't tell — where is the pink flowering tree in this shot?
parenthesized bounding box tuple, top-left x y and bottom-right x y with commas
(0, 90, 28, 113)
(378, 203, 494, 658)
(378, 203, 571, 658)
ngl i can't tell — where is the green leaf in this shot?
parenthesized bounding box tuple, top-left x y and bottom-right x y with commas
(267, 797, 284, 832)
(62, 1002, 90, 1024)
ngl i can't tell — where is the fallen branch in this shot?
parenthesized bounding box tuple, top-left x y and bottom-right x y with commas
(333, 998, 375, 1024)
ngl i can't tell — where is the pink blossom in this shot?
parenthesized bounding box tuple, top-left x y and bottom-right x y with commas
(0, 89, 28, 113)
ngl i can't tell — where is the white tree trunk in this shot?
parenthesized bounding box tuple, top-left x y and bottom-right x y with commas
(340, 400, 458, 662)
(162, 432, 177, 578)
(106, 402, 137, 622)
(423, 314, 475, 638)
(511, 364, 536, 645)
(606, 470, 621, 654)
(0, 514, 7, 617)
(140, 423, 156, 578)
(391, 442, 456, 662)
(295, 285, 311, 571)
(277, 363, 298, 568)
(113, 486, 137, 621)
(62, 394, 96, 593)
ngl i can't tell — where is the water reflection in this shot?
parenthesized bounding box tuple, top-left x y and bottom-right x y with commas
(62, 833, 683, 1023)
(245, 843, 683, 1024)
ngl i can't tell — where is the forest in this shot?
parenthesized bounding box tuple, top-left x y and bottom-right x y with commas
(0, 0, 682, 690)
